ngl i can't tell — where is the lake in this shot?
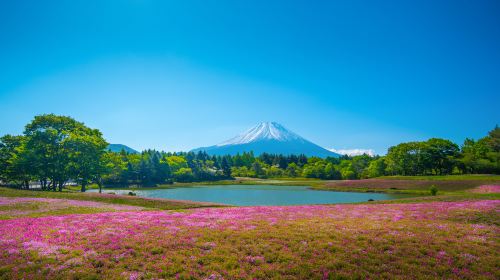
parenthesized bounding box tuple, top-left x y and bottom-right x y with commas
(90, 185, 413, 206)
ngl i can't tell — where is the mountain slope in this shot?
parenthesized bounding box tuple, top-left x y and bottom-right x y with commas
(107, 144, 139, 154)
(192, 122, 339, 157)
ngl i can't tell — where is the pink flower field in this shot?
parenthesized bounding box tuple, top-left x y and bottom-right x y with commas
(0, 199, 499, 279)
(470, 185, 500, 194)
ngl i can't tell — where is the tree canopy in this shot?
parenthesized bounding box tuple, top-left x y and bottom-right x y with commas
(1, 114, 108, 191)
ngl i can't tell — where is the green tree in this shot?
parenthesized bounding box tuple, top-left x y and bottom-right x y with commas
(24, 114, 106, 191)
(485, 125, 500, 152)
(0, 135, 32, 188)
(174, 167, 194, 182)
(251, 160, 264, 177)
(484, 125, 500, 173)
(101, 152, 127, 191)
(286, 162, 300, 177)
(66, 127, 108, 192)
(459, 129, 499, 174)
(386, 141, 429, 176)
(339, 161, 356, 179)
(426, 138, 459, 175)
(221, 157, 232, 178)
(365, 157, 386, 178)
(266, 165, 284, 178)
(324, 163, 341, 180)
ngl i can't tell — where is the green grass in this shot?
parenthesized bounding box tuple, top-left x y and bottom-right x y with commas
(0, 206, 115, 220)
(0, 187, 224, 210)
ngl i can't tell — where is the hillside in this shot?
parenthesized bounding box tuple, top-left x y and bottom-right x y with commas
(107, 144, 139, 154)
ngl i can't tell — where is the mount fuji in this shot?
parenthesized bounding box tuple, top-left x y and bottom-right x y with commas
(191, 122, 340, 157)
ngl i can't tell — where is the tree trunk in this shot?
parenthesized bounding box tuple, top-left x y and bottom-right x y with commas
(81, 182, 87, 192)
(51, 179, 57, 191)
(58, 182, 63, 192)
(98, 179, 103, 194)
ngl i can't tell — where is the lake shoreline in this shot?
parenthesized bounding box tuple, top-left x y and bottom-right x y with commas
(88, 185, 417, 206)
(88, 175, 500, 195)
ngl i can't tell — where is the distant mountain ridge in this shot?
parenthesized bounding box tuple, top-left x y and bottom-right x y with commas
(192, 122, 339, 157)
(107, 144, 139, 154)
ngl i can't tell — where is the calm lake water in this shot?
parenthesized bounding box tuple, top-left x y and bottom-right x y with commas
(90, 185, 413, 206)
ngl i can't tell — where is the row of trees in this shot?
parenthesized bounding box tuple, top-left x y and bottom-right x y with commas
(383, 127, 500, 176)
(101, 150, 231, 186)
(98, 126, 500, 182)
(1, 114, 499, 192)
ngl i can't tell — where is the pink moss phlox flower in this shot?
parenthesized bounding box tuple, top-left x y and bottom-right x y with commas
(469, 185, 500, 193)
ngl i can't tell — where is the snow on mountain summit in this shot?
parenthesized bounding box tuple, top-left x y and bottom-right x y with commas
(217, 122, 304, 146)
(192, 122, 340, 157)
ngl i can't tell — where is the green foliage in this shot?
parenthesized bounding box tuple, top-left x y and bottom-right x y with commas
(386, 138, 461, 176)
(365, 158, 386, 178)
(430, 185, 438, 196)
(0, 114, 108, 192)
(0, 135, 32, 187)
(458, 126, 500, 174)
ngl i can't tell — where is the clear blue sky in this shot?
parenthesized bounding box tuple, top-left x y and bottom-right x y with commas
(0, 1, 499, 154)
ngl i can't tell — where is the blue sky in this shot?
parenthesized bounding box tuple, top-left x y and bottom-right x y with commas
(0, 0, 499, 154)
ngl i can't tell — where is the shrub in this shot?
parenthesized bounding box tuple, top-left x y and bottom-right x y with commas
(430, 185, 438, 196)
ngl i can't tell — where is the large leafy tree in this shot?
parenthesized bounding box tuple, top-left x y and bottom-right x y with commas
(459, 125, 500, 174)
(66, 127, 108, 192)
(386, 139, 459, 176)
(365, 157, 386, 178)
(385, 142, 424, 176)
(23, 114, 108, 191)
(426, 138, 459, 175)
(485, 125, 500, 152)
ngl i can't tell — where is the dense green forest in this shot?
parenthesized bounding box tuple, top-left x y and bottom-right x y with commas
(0, 114, 499, 192)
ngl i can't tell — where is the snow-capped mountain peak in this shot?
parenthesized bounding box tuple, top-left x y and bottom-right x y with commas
(217, 122, 303, 146)
(192, 122, 340, 157)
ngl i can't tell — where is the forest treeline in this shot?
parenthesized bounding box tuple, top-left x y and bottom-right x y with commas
(0, 114, 499, 192)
